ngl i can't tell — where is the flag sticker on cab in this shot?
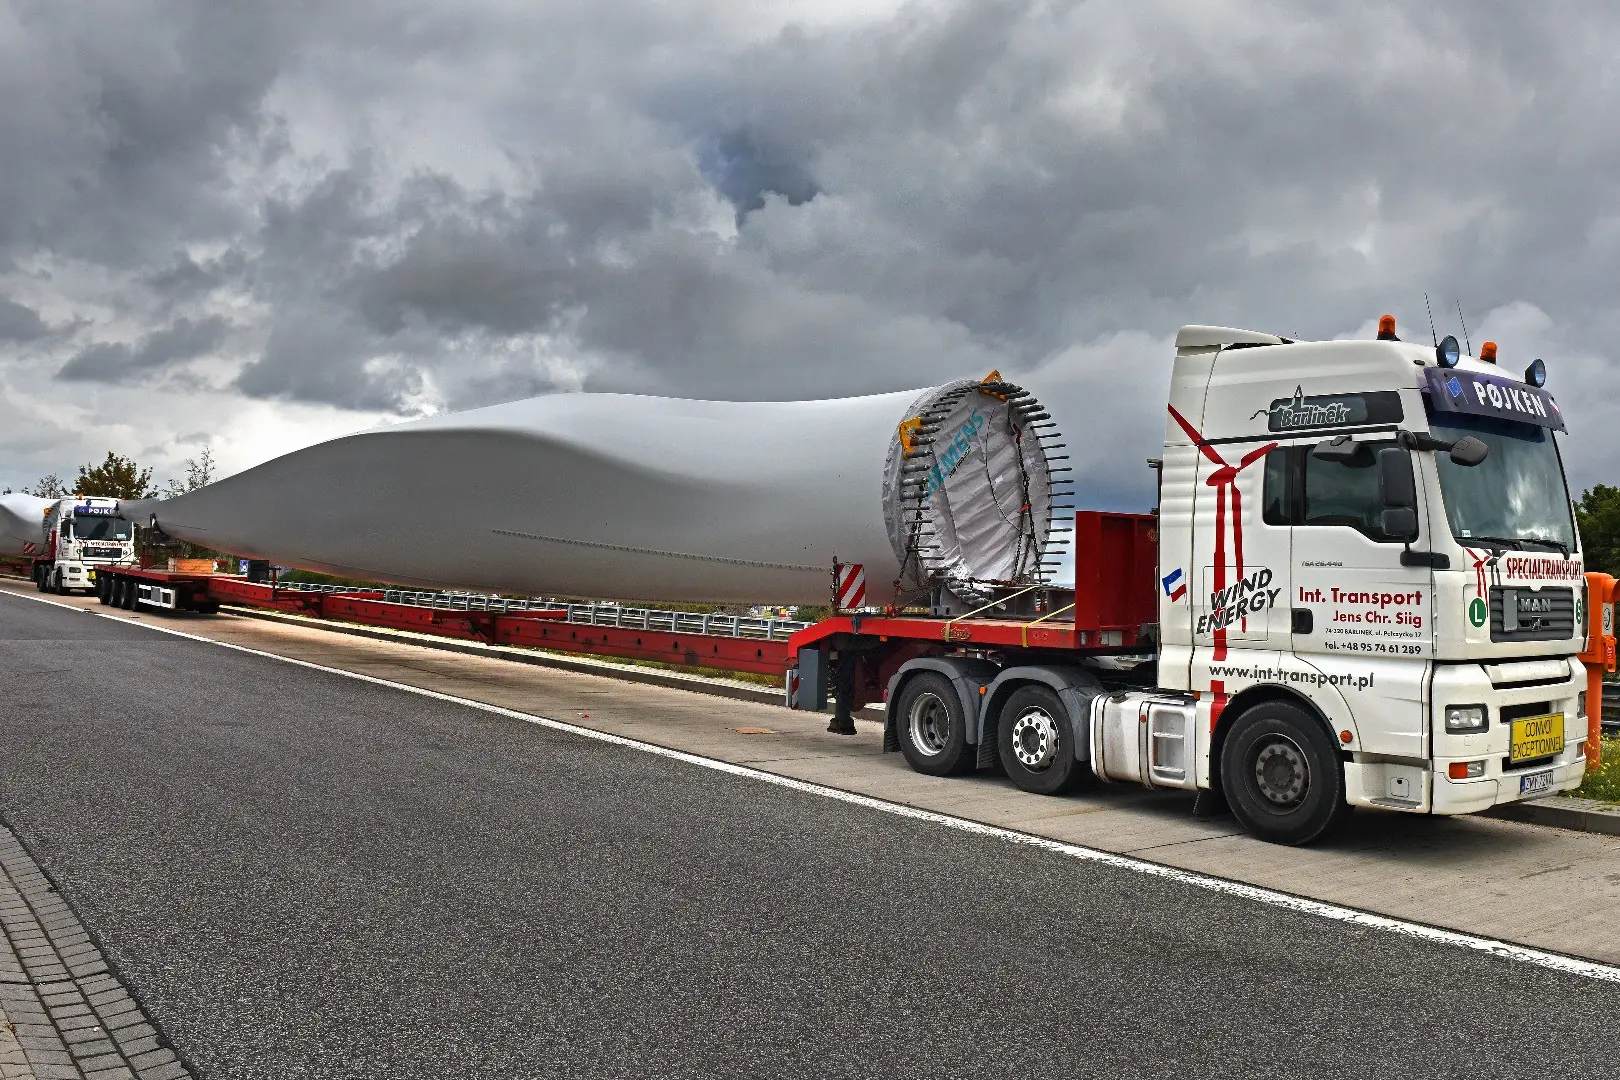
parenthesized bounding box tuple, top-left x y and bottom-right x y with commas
(1162, 567, 1187, 603)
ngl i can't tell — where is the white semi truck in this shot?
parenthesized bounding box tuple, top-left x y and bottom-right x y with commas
(94, 315, 1599, 845)
(789, 320, 1596, 844)
(25, 497, 137, 595)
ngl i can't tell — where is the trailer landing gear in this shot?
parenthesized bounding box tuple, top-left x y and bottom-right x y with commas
(827, 652, 857, 735)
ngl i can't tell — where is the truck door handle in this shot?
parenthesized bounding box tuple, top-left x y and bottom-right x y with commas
(1292, 608, 1313, 634)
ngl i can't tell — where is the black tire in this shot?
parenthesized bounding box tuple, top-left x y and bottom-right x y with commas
(195, 602, 220, 616)
(34, 565, 46, 591)
(96, 574, 112, 604)
(53, 570, 68, 596)
(119, 577, 138, 610)
(1220, 701, 1351, 846)
(997, 684, 1091, 796)
(895, 672, 972, 775)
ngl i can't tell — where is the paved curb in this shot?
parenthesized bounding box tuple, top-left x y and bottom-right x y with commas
(1486, 795, 1620, 837)
(218, 605, 887, 723)
(0, 823, 193, 1080)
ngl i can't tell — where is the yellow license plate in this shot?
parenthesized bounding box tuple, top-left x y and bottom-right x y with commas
(1509, 713, 1564, 764)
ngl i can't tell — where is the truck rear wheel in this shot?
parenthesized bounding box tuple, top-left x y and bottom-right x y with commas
(53, 570, 68, 596)
(896, 672, 971, 776)
(1220, 701, 1350, 846)
(34, 565, 46, 591)
(998, 684, 1090, 796)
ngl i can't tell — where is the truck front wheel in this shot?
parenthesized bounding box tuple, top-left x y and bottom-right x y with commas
(998, 684, 1090, 796)
(1220, 702, 1351, 846)
(896, 672, 971, 776)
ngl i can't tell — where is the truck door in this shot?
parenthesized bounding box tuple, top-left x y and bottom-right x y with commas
(1188, 437, 1294, 672)
(1285, 438, 1433, 758)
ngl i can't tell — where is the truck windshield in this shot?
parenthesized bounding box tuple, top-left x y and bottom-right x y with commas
(1428, 413, 1575, 551)
(71, 517, 132, 542)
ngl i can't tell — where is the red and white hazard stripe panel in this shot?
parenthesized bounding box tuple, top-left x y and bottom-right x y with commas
(836, 563, 866, 611)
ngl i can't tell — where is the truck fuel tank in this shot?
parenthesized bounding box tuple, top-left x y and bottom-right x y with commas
(1090, 691, 1201, 790)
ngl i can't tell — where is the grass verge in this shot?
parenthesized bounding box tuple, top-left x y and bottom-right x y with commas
(1575, 737, 1620, 803)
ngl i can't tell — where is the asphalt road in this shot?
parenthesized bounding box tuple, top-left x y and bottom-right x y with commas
(0, 590, 1615, 1080)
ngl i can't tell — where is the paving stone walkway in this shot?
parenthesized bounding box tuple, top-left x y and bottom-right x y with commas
(0, 824, 189, 1080)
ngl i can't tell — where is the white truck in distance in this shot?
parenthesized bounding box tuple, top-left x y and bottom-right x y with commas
(30, 497, 137, 595)
(848, 320, 1593, 844)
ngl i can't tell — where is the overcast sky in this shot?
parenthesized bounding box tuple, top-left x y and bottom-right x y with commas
(2, 0, 1618, 509)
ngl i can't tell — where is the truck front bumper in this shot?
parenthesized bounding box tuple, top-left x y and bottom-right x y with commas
(1344, 660, 1587, 816)
(1430, 660, 1587, 816)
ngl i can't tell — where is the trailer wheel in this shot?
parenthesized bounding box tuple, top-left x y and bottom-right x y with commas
(997, 684, 1090, 796)
(119, 577, 138, 610)
(1219, 701, 1351, 846)
(896, 672, 971, 776)
(34, 565, 46, 591)
(96, 575, 112, 605)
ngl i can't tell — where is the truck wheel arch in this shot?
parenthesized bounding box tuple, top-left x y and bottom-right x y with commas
(1210, 684, 1349, 788)
(980, 666, 1105, 772)
(883, 656, 997, 756)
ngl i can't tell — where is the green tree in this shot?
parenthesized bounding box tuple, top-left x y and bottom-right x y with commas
(1577, 484, 1620, 578)
(162, 446, 217, 498)
(25, 474, 69, 497)
(74, 453, 155, 499)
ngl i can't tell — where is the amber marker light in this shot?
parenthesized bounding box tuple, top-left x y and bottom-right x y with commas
(1479, 341, 1498, 363)
(1377, 314, 1398, 340)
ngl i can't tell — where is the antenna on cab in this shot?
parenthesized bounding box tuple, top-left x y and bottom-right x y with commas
(1455, 299, 1472, 355)
(1424, 293, 1438, 347)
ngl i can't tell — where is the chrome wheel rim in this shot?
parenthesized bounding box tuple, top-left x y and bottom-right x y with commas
(907, 693, 952, 756)
(1253, 735, 1309, 807)
(1010, 708, 1059, 770)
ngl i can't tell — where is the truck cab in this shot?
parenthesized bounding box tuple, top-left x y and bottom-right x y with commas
(34, 497, 137, 595)
(1156, 324, 1586, 838)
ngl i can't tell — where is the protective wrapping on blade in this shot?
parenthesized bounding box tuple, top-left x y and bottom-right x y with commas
(881, 375, 1066, 605)
(0, 493, 53, 557)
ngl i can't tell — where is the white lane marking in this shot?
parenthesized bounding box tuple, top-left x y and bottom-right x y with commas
(8, 587, 1620, 984)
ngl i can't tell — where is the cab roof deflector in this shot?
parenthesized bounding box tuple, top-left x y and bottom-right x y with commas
(1175, 325, 1288, 349)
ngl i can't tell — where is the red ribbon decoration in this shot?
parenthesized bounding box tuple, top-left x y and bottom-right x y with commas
(1167, 404, 1278, 662)
(1168, 405, 1278, 731)
(1463, 547, 1489, 600)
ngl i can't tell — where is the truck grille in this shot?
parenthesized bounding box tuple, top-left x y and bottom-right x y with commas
(1489, 586, 1575, 642)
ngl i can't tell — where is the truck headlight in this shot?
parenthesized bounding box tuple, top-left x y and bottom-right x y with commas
(1444, 704, 1488, 733)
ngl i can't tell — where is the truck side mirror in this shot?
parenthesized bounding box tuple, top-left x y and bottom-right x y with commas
(1377, 447, 1419, 542)
(1377, 447, 1416, 507)
(1448, 435, 1489, 467)
(1311, 435, 1362, 463)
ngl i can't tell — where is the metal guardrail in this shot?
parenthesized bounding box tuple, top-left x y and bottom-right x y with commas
(380, 588, 551, 613)
(558, 603, 809, 642)
(370, 586, 811, 641)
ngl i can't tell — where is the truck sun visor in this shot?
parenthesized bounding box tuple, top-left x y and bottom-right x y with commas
(1423, 367, 1566, 432)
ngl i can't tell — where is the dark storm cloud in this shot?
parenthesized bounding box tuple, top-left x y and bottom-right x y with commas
(56, 315, 231, 383)
(0, 298, 46, 341)
(3, 0, 1620, 498)
(698, 132, 820, 222)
